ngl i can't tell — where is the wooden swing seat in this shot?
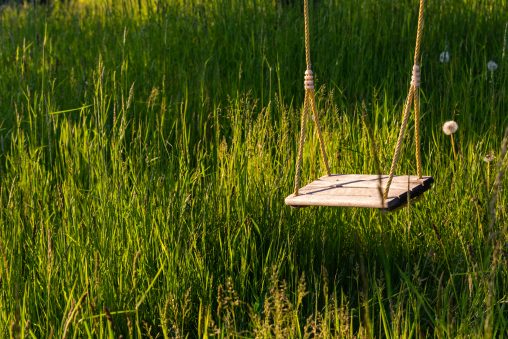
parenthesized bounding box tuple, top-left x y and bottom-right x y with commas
(285, 174, 433, 210)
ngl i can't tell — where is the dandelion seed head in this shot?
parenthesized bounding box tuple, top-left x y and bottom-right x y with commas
(487, 60, 498, 72)
(483, 152, 495, 163)
(442, 120, 458, 136)
(439, 51, 450, 63)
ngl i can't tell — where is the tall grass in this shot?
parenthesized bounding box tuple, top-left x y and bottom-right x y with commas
(0, 0, 507, 337)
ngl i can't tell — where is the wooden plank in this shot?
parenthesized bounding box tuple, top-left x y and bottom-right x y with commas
(285, 174, 433, 210)
(301, 180, 414, 189)
(317, 174, 389, 182)
(299, 180, 430, 191)
(316, 174, 428, 184)
(285, 193, 390, 208)
(318, 174, 424, 182)
(297, 186, 407, 199)
(341, 181, 424, 189)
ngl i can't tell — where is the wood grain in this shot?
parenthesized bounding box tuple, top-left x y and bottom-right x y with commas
(285, 174, 433, 210)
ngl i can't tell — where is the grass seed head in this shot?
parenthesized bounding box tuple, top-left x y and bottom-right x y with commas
(442, 120, 458, 135)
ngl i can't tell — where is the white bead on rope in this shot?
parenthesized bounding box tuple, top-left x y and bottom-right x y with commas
(304, 69, 314, 90)
(411, 64, 421, 88)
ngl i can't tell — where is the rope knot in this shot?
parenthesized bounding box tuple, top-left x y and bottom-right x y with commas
(411, 64, 421, 87)
(304, 70, 314, 90)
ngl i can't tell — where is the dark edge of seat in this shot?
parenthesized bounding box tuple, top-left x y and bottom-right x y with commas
(383, 176, 434, 211)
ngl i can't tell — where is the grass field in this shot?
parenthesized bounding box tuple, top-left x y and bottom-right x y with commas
(0, 0, 507, 337)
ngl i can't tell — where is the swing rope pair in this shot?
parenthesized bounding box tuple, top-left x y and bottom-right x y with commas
(293, 0, 426, 202)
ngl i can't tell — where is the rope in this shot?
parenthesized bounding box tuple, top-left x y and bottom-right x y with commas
(413, 0, 425, 65)
(303, 0, 311, 69)
(293, 0, 331, 196)
(413, 0, 425, 179)
(383, 86, 415, 198)
(294, 93, 310, 195)
(384, 0, 425, 199)
(309, 91, 332, 176)
(414, 85, 423, 178)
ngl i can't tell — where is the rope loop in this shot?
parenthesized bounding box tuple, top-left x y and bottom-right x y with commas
(411, 64, 421, 88)
(304, 70, 314, 90)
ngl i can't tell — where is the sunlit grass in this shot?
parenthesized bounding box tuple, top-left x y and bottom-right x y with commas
(0, 0, 507, 337)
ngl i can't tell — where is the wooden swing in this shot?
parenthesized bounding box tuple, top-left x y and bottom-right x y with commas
(285, 0, 433, 211)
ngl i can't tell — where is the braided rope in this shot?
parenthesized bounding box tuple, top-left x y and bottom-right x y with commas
(384, 0, 425, 198)
(294, 92, 310, 195)
(413, 0, 425, 64)
(293, 0, 331, 196)
(303, 0, 311, 69)
(414, 86, 423, 178)
(309, 91, 332, 176)
(413, 0, 425, 179)
(383, 86, 416, 199)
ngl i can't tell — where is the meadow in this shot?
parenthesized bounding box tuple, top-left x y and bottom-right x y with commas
(0, 0, 507, 337)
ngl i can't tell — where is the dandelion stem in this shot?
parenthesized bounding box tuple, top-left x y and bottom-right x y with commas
(486, 162, 490, 192)
(450, 135, 457, 161)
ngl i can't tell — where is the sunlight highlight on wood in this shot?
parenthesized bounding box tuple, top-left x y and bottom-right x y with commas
(285, 174, 433, 210)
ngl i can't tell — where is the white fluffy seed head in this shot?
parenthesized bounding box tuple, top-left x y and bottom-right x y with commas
(487, 60, 498, 72)
(442, 120, 458, 135)
(483, 153, 495, 163)
(439, 51, 450, 63)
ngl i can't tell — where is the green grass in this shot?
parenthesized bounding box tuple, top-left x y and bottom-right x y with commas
(0, 0, 507, 337)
